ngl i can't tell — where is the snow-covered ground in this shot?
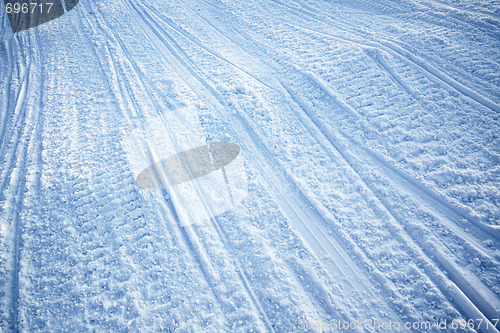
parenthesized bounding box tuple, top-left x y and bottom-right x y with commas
(1, 0, 499, 331)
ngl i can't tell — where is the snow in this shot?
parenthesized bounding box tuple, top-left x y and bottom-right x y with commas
(0, 0, 499, 331)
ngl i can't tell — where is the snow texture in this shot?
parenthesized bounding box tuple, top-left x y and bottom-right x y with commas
(0, 0, 499, 331)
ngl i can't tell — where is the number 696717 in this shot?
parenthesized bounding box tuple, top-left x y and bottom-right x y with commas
(5, 2, 53, 14)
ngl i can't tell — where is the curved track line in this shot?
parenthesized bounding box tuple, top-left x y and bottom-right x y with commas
(307, 72, 500, 241)
(282, 18, 500, 115)
(187, 5, 500, 256)
(89, 2, 276, 329)
(263, 0, 500, 114)
(301, 73, 500, 330)
(127, 0, 404, 325)
(0, 51, 30, 196)
(3, 30, 43, 332)
(125, 1, 343, 327)
(131, 1, 500, 327)
(83, 1, 230, 322)
(418, 0, 500, 20)
(137, 1, 276, 91)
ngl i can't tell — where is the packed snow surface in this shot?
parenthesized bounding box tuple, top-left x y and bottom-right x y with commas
(1, 0, 499, 331)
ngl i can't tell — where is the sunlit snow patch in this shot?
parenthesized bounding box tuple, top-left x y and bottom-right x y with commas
(122, 107, 248, 227)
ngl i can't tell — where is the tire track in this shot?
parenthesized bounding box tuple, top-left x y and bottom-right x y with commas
(281, 71, 500, 330)
(128, 0, 404, 326)
(98, 4, 343, 325)
(155, 0, 500, 261)
(4, 44, 31, 333)
(269, 74, 497, 328)
(305, 70, 500, 241)
(169, 2, 500, 324)
(239, 9, 498, 318)
(94, 3, 232, 322)
(270, 20, 500, 232)
(132, 0, 500, 324)
(147, 145, 275, 331)
(138, 1, 276, 92)
(87, 3, 275, 329)
(0, 38, 16, 147)
(0, 40, 30, 197)
(109, 1, 289, 328)
(2, 29, 43, 332)
(45, 4, 216, 329)
(262, 0, 500, 114)
(418, 0, 500, 20)
(300, 0, 500, 41)
(141, 2, 500, 327)
(244, 9, 500, 241)
(363, 47, 500, 252)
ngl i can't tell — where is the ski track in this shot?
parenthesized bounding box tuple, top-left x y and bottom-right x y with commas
(3, 40, 29, 332)
(126, 0, 400, 326)
(126, 0, 500, 328)
(286, 73, 500, 326)
(308, 70, 500, 246)
(105, 1, 359, 328)
(0, 28, 43, 331)
(78, 4, 233, 330)
(1, 0, 499, 331)
(261, 0, 500, 99)
(173, 0, 499, 276)
(227, 0, 500, 324)
(142, 0, 499, 327)
(85, 2, 278, 330)
(233, 0, 497, 231)
(106, 3, 264, 329)
(417, 0, 500, 21)
(267, 2, 500, 115)
(134, 0, 419, 325)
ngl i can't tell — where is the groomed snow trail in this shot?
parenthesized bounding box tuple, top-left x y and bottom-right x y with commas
(0, 0, 499, 331)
